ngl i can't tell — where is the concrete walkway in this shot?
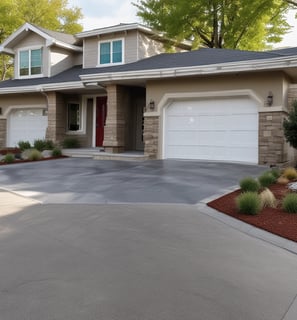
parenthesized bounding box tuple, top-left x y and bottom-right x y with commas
(0, 189, 297, 320)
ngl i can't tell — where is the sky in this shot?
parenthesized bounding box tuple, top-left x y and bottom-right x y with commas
(68, 0, 297, 48)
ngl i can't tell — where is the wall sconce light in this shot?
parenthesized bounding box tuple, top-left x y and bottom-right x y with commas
(149, 99, 155, 111)
(0, 107, 2, 115)
(267, 91, 273, 106)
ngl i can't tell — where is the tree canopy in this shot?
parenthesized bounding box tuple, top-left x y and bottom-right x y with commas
(0, 0, 83, 80)
(133, 0, 297, 50)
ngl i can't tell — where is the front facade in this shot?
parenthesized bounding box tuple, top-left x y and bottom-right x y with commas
(1, 23, 297, 165)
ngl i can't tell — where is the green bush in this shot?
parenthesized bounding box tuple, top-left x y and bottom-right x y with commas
(236, 192, 261, 215)
(258, 172, 276, 188)
(270, 168, 281, 179)
(52, 147, 62, 157)
(62, 137, 80, 148)
(3, 153, 15, 163)
(282, 193, 297, 213)
(27, 149, 42, 161)
(239, 177, 260, 193)
(17, 140, 31, 151)
(33, 139, 54, 151)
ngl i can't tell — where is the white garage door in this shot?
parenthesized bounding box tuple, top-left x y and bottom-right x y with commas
(164, 98, 258, 163)
(8, 109, 48, 147)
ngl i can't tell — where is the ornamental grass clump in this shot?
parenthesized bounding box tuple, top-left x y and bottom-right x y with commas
(3, 153, 15, 163)
(282, 193, 297, 213)
(52, 147, 62, 157)
(239, 177, 260, 193)
(28, 149, 42, 161)
(258, 171, 276, 188)
(282, 167, 297, 180)
(236, 192, 261, 216)
(259, 188, 277, 209)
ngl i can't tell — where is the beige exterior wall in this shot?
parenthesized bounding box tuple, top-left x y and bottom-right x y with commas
(138, 32, 166, 60)
(50, 46, 82, 76)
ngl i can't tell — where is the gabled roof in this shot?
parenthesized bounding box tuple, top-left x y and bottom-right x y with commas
(0, 22, 82, 55)
(1, 47, 297, 93)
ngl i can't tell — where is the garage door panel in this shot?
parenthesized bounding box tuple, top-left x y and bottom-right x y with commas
(164, 98, 258, 163)
(8, 108, 48, 147)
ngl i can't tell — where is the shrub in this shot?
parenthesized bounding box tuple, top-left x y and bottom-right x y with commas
(258, 172, 276, 188)
(62, 137, 80, 148)
(277, 176, 289, 185)
(270, 168, 281, 179)
(27, 149, 42, 161)
(236, 192, 261, 215)
(282, 167, 297, 180)
(239, 177, 260, 193)
(17, 140, 31, 151)
(52, 147, 62, 157)
(3, 153, 15, 163)
(45, 140, 54, 150)
(33, 139, 54, 151)
(282, 193, 297, 213)
(259, 188, 277, 209)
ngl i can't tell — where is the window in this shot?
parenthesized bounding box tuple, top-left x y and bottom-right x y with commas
(67, 103, 81, 131)
(99, 39, 123, 65)
(19, 48, 42, 76)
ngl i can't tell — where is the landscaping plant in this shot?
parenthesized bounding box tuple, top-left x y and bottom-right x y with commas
(259, 188, 277, 209)
(258, 171, 276, 188)
(236, 192, 261, 215)
(282, 167, 297, 180)
(2, 153, 15, 163)
(62, 137, 80, 148)
(27, 149, 42, 161)
(17, 140, 31, 151)
(282, 193, 297, 213)
(33, 139, 54, 151)
(239, 177, 260, 193)
(52, 147, 62, 157)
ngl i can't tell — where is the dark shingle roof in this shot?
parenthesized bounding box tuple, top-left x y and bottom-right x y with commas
(1, 47, 297, 89)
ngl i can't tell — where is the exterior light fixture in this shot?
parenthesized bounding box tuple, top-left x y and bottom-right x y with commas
(0, 107, 2, 115)
(267, 91, 273, 106)
(149, 99, 155, 111)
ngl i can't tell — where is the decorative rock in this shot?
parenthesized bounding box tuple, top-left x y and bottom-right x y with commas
(288, 182, 297, 191)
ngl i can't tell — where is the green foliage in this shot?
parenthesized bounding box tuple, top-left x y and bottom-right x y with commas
(133, 0, 291, 50)
(0, 0, 83, 80)
(239, 177, 260, 193)
(258, 172, 277, 188)
(2, 153, 15, 163)
(62, 137, 80, 148)
(52, 147, 62, 157)
(17, 140, 31, 151)
(27, 149, 42, 161)
(236, 192, 261, 215)
(283, 100, 297, 149)
(282, 193, 297, 213)
(270, 168, 281, 179)
(33, 139, 54, 151)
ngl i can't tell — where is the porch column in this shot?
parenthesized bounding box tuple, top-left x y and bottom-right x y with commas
(0, 119, 7, 148)
(46, 92, 66, 145)
(103, 84, 127, 153)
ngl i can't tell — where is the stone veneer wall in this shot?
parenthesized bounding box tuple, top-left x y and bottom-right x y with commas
(46, 92, 66, 145)
(0, 119, 7, 148)
(259, 112, 288, 165)
(143, 116, 159, 159)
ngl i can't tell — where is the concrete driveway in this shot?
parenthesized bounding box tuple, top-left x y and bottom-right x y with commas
(0, 158, 267, 204)
(1, 158, 297, 320)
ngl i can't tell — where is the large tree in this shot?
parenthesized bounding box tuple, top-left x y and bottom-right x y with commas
(0, 0, 83, 80)
(134, 0, 296, 50)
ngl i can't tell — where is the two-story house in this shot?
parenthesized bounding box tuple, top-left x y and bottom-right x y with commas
(1, 22, 297, 165)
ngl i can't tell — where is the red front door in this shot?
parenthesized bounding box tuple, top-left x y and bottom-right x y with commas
(96, 96, 107, 147)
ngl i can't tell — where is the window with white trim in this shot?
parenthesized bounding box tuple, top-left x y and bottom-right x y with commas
(67, 103, 81, 131)
(19, 48, 42, 77)
(99, 39, 123, 65)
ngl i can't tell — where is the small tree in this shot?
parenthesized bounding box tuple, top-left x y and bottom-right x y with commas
(283, 100, 297, 149)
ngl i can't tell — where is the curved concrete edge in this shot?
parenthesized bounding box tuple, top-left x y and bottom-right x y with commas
(197, 190, 297, 255)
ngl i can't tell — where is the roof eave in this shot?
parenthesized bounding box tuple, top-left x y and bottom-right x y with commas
(80, 56, 297, 83)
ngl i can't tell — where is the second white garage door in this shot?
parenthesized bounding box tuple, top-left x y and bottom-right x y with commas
(164, 97, 259, 163)
(8, 108, 48, 147)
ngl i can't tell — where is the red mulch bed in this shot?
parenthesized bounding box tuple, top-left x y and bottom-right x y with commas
(207, 183, 297, 242)
(0, 156, 68, 165)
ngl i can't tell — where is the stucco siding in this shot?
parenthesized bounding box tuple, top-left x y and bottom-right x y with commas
(50, 46, 79, 76)
(138, 32, 166, 60)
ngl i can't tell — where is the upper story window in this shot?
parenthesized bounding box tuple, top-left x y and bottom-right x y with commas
(98, 39, 123, 66)
(19, 48, 42, 77)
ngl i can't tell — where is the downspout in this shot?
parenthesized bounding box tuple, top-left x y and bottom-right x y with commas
(36, 86, 50, 139)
